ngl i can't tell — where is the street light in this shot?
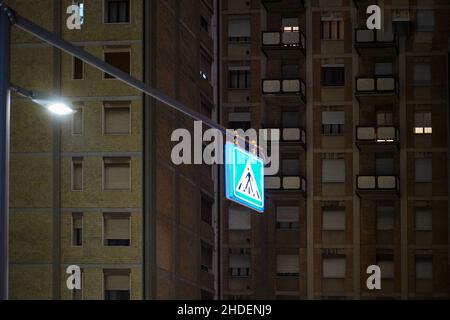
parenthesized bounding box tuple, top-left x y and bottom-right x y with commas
(10, 84, 74, 116)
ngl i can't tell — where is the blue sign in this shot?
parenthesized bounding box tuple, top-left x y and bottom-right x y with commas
(225, 143, 265, 212)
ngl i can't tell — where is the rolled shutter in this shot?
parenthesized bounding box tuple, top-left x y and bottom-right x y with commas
(276, 207, 299, 223)
(323, 257, 346, 278)
(277, 255, 299, 274)
(322, 159, 345, 183)
(228, 20, 250, 38)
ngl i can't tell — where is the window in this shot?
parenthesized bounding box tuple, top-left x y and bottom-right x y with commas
(322, 207, 346, 231)
(376, 111, 393, 126)
(276, 206, 299, 229)
(376, 157, 395, 176)
(201, 16, 209, 33)
(415, 157, 432, 183)
(322, 111, 344, 135)
(103, 213, 130, 246)
(377, 255, 394, 279)
(276, 255, 299, 277)
(228, 112, 251, 130)
(377, 206, 394, 231)
(104, 270, 130, 300)
(281, 158, 300, 176)
(416, 208, 432, 231)
(103, 157, 131, 190)
(72, 213, 83, 246)
(321, 20, 343, 40)
(201, 195, 213, 225)
(201, 242, 213, 273)
(281, 111, 299, 128)
(229, 206, 251, 230)
(72, 104, 83, 135)
(282, 18, 299, 32)
(228, 19, 250, 42)
(414, 111, 432, 134)
(103, 102, 131, 135)
(413, 62, 431, 85)
(73, 56, 84, 80)
(104, 49, 130, 79)
(417, 11, 435, 32)
(104, 0, 130, 24)
(72, 268, 83, 300)
(200, 53, 211, 81)
(375, 62, 393, 76)
(281, 64, 299, 78)
(228, 66, 251, 89)
(229, 254, 250, 277)
(322, 159, 345, 183)
(72, 157, 83, 191)
(323, 256, 346, 278)
(415, 257, 432, 280)
(322, 66, 345, 86)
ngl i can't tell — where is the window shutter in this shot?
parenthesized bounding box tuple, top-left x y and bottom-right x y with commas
(323, 257, 346, 278)
(282, 159, 300, 176)
(322, 159, 345, 183)
(228, 207, 251, 230)
(378, 259, 394, 279)
(376, 158, 394, 176)
(282, 18, 298, 27)
(416, 259, 433, 279)
(277, 255, 299, 274)
(322, 111, 345, 125)
(105, 272, 130, 291)
(104, 213, 130, 240)
(104, 158, 131, 190)
(416, 208, 432, 231)
(228, 112, 250, 122)
(72, 213, 83, 228)
(414, 63, 431, 83)
(415, 158, 432, 182)
(417, 11, 435, 31)
(72, 158, 83, 191)
(377, 206, 394, 230)
(322, 208, 346, 231)
(375, 62, 393, 76)
(229, 254, 250, 268)
(104, 105, 131, 134)
(276, 207, 299, 223)
(72, 107, 83, 135)
(228, 19, 250, 38)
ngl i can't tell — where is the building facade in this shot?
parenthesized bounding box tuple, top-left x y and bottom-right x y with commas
(7, 0, 217, 300)
(220, 0, 450, 299)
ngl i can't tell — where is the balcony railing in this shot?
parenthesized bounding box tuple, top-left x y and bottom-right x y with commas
(356, 76, 398, 95)
(354, 29, 398, 54)
(262, 79, 306, 101)
(356, 126, 399, 143)
(265, 175, 306, 192)
(356, 175, 399, 191)
(262, 31, 306, 53)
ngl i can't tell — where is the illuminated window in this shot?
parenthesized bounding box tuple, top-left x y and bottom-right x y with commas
(414, 111, 432, 134)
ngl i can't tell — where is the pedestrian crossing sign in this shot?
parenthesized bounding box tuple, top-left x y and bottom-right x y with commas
(225, 143, 265, 212)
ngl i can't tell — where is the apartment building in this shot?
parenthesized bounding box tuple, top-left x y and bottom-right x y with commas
(7, 0, 217, 300)
(220, 0, 450, 299)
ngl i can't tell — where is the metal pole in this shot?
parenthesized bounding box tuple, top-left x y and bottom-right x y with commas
(0, 6, 11, 300)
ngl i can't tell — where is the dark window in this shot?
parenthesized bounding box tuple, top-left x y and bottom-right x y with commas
(104, 270, 130, 300)
(106, 239, 130, 246)
(104, 51, 130, 79)
(322, 67, 345, 86)
(321, 20, 343, 40)
(201, 16, 209, 33)
(104, 290, 130, 300)
(229, 268, 250, 277)
(322, 124, 344, 135)
(105, 0, 130, 23)
(73, 56, 83, 80)
(229, 69, 251, 89)
(201, 196, 213, 225)
(201, 242, 213, 273)
(277, 222, 299, 229)
(72, 213, 83, 246)
(229, 121, 251, 131)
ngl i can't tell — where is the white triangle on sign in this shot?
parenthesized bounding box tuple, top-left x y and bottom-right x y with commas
(236, 161, 261, 201)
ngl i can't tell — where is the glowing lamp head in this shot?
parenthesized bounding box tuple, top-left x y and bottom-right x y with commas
(47, 102, 74, 116)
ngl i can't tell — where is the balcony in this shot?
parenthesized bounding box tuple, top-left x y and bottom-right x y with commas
(355, 76, 398, 104)
(261, 0, 304, 11)
(265, 175, 306, 194)
(265, 128, 306, 149)
(261, 31, 305, 57)
(262, 79, 306, 105)
(354, 29, 398, 55)
(356, 126, 399, 151)
(356, 175, 400, 199)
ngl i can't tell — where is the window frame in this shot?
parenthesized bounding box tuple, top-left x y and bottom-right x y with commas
(71, 157, 84, 192)
(102, 157, 132, 191)
(102, 212, 132, 247)
(103, 48, 131, 80)
(103, 0, 131, 24)
(71, 103, 84, 136)
(102, 102, 132, 136)
(71, 212, 83, 247)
